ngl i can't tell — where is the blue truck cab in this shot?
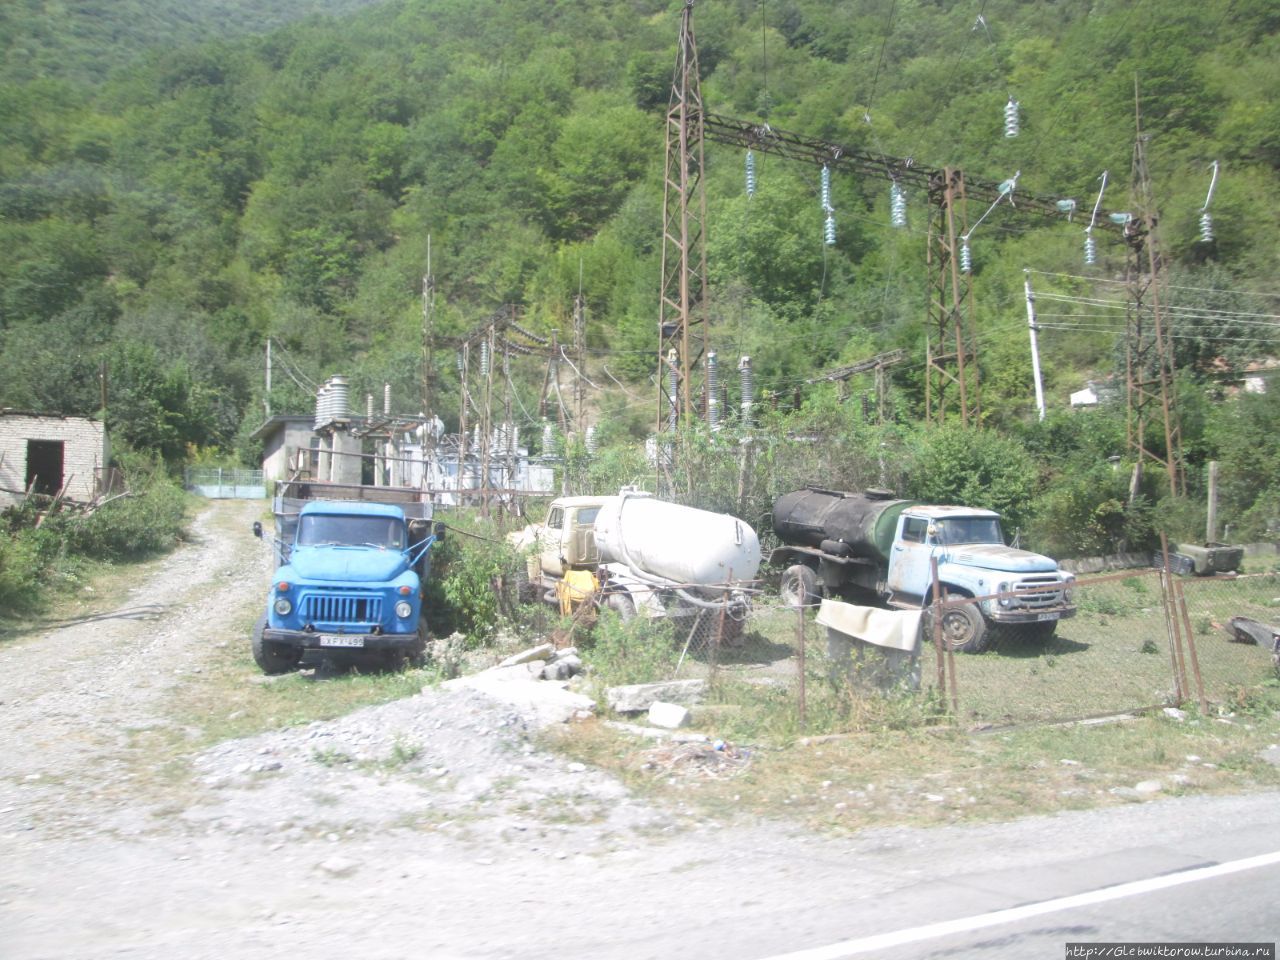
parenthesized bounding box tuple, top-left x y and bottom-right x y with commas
(251, 498, 441, 674)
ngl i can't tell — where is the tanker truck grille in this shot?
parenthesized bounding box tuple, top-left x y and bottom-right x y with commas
(301, 592, 383, 627)
(1011, 576, 1065, 609)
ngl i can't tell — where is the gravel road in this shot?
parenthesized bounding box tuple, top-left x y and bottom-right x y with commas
(3, 499, 1278, 960)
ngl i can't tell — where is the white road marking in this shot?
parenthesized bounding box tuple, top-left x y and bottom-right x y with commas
(759, 849, 1280, 960)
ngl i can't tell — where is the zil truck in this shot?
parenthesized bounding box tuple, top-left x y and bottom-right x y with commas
(770, 487, 1075, 653)
(251, 480, 443, 674)
(509, 487, 760, 641)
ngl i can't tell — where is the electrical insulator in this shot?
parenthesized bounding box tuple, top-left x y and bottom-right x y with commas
(745, 150, 757, 198)
(890, 183, 907, 228)
(960, 237, 972, 273)
(824, 213, 836, 246)
(1004, 97, 1020, 138)
(706, 351, 720, 430)
(455, 351, 463, 373)
(1084, 231, 1098, 266)
(666, 351, 679, 430)
(738, 356, 754, 425)
(1199, 211, 1214, 243)
(821, 165, 832, 212)
(585, 425, 597, 456)
(1056, 199, 1077, 220)
(479, 340, 489, 377)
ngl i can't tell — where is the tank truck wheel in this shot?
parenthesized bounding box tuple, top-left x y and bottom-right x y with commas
(603, 592, 636, 621)
(251, 615, 302, 675)
(780, 565, 819, 608)
(925, 602, 990, 654)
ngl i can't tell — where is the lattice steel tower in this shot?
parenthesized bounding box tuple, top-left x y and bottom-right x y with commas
(657, 0, 710, 432)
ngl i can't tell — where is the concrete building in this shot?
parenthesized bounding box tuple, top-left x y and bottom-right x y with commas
(250, 415, 317, 482)
(0, 410, 111, 509)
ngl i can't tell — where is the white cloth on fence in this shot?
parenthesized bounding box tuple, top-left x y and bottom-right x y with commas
(815, 599, 922, 652)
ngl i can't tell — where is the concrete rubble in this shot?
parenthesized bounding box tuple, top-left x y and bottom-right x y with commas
(605, 679, 707, 714)
(440, 646, 594, 725)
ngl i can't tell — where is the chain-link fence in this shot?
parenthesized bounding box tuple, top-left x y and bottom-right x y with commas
(494, 566, 1279, 731)
(648, 570, 1275, 730)
(1177, 572, 1280, 709)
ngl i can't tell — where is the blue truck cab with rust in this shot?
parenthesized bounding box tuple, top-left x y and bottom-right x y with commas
(251, 499, 441, 674)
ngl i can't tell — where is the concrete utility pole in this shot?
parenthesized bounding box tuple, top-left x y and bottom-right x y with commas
(1024, 271, 1046, 422)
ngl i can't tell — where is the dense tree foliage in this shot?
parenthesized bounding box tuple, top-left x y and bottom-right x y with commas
(2, 0, 1279, 551)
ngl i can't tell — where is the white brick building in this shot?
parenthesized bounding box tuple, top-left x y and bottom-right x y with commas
(0, 411, 111, 509)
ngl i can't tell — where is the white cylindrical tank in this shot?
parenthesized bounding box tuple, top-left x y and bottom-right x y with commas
(594, 490, 760, 593)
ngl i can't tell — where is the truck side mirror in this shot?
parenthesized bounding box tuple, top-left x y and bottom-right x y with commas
(434, 522, 446, 539)
(252, 521, 263, 539)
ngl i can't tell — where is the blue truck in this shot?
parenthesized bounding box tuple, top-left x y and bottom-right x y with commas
(251, 483, 442, 674)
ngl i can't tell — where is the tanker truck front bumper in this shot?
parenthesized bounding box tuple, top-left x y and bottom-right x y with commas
(263, 626, 419, 651)
(983, 604, 1076, 624)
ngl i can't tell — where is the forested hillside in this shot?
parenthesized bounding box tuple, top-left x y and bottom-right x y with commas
(3, 0, 1280, 554)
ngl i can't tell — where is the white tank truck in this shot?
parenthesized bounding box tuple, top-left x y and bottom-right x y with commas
(511, 487, 761, 640)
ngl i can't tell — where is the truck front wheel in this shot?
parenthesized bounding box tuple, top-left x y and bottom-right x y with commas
(251, 615, 302, 674)
(780, 565, 819, 608)
(925, 602, 990, 654)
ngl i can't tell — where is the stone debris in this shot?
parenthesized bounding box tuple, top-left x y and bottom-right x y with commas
(441, 645, 594, 725)
(647, 701, 690, 729)
(605, 679, 706, 715)
(498, 643, 556, 668)
(318, 857, 360, 878)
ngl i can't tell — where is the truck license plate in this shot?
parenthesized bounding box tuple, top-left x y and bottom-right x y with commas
(319, 635, 364, 648)
(1035, 613, 1058, 622)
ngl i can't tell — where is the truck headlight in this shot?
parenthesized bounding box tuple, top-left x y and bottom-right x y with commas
(1063, 576, 1075, 602)
(395, 600, 413, 619)
(273, 598, 292, 615)
(997, 582, 1011, 607)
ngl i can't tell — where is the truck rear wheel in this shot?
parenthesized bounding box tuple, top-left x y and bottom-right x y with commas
(780, 565, 819, 608)
(924, 601, 990, 654)
(251, 615, 302, 674)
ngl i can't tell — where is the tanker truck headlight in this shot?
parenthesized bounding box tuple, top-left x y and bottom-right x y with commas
(273, 598, 292, 616)
(1063, 576, 1075, 602)
(997, 582, 1012, 607)
(395, 600, 413, 619)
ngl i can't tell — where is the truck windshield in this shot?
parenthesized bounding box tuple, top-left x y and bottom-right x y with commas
(297, 515, 405, 550)
(933, 517, 1003, 545)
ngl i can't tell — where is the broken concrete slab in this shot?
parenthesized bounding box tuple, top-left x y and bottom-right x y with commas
(442, 670, 596, 725)
(605, 679, 706, 714)
(648, 701, 690, 729)
(498, 643, 555, 667)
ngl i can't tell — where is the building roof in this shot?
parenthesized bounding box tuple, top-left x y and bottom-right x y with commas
(250, 414, 315, 442)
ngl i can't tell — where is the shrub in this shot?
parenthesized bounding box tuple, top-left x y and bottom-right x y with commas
(584, 608, 679, 687)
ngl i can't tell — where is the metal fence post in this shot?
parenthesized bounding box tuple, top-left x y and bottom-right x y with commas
(1175, 578, 1209, 713)
(796, 601, 806, 729)
(1159, 534, 1189, 704)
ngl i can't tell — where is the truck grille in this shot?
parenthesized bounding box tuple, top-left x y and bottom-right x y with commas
(1010, 575, 1065, 609)
(301, 592, 383, 626)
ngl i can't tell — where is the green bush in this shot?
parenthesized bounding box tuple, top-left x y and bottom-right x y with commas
(429, 513, 523, 647)
(584, 608, 679, 687)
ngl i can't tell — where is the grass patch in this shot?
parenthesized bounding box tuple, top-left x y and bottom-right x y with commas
(554, 687, 1280, 833)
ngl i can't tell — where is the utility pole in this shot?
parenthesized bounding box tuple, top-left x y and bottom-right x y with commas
(264, 338, 272, 417)
(1024, 271, 1046, 422)
(657, 0, 709, 434)
(1124, 80, 1182, 500)
(925, 168, 978, 425)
